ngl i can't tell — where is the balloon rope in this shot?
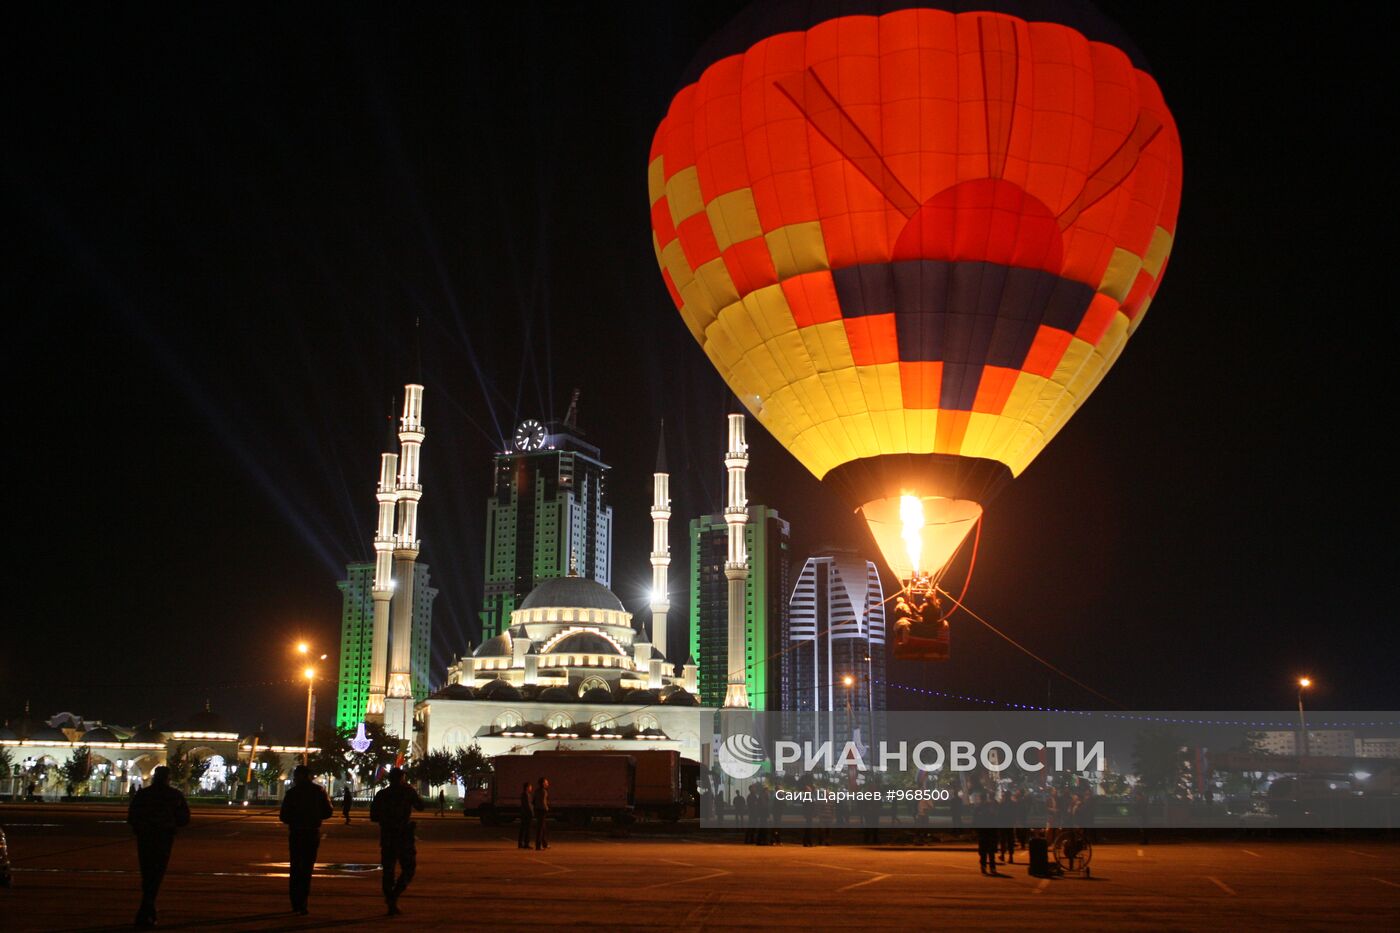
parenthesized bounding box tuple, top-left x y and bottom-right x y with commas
(935, 585, 1126, 710)
(937, 516, 981, 622)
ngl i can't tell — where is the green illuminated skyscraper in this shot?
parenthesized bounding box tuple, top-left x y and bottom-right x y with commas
(336, 560, 437, 731)
(479, 408, 613, 642)
(689, 506, 790, 709)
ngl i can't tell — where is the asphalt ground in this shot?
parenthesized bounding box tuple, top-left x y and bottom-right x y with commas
(2, 804, 1398, 931)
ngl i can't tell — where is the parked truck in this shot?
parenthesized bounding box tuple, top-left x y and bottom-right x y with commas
(480, 753, 635, 826)
(537, 748, 700, 821)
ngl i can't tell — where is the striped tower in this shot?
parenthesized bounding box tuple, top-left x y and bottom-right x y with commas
(648, 423, 672, 688)
(723, 411, 750, 709)
(385, 384, 424, 740)
(366, 413, 398, 721)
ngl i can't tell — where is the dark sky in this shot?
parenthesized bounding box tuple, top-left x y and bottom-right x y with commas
(6, 3, 1396, 738)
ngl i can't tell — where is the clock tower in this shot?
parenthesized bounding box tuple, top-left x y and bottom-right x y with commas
(479, 396, 614, 642)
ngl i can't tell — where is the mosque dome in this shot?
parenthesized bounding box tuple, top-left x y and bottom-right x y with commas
(430, 684, 479, 701)
(623, 689, 660, 704)
(579, 686, 615, 704)
(130, 724, 166, 744)
(474, 632, 513, 658)
(182, 705, 230, 734)
(479, 680, 523, 701)
(538, 687, 575, 703)
(80, 727, 119, 743)
(661, 688, 699, 706)
(26, 725, 69, 742)
(546, 631, 625, 657)
(520, 576, 625, 612)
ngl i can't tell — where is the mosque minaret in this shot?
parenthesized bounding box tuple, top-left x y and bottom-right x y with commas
(722, 411, 750, 709)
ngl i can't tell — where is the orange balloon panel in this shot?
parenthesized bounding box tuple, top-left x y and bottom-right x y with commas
(650, 3, 1182, 505)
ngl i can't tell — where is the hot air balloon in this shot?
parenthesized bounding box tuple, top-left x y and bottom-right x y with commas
(648, 1, 1181, 638)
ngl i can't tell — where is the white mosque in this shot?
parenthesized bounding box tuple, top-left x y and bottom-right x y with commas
(413, 423, 721, 763)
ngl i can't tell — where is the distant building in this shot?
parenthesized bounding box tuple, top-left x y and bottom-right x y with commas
(337, 560, 437, 731)
(689, 506, 790, 709)
(787, 552, 887, 725)
(479, 406, 613, 642)
(1354, 737, 1400, 759)
(1258, 729, 1357, 757)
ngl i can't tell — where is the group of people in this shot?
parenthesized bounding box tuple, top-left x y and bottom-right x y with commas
(124, 764, 424, 927)
(516, 777, 551, 850)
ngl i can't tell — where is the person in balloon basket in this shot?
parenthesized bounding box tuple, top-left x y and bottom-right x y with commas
(126, 765, 191, 928)
(518, 778, 532, 846)
(533, 777, 551, 850)
(370, 767, 424, 915)
(280, 765, 333, 915)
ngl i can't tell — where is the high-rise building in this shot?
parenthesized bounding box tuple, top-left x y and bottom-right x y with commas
(689, 506, 790, 709)
(480, 404, 613, 642)
(787, 553, 887, 725)
(337, 561, 437, 731)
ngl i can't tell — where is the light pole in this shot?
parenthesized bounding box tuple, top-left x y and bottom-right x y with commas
(1296, 677, 1312, 759)
(302, 666, 316, 766)
(296, 642, 328, 767)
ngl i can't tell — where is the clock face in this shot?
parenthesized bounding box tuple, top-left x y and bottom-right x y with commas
(513, 419, 546, 451)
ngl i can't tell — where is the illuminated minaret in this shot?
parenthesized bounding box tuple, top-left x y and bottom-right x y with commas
(385, 383, 424, 739)
(723, 411, 750, 709)
(366, 412, 399, 720)
(648, 423, 672, 688)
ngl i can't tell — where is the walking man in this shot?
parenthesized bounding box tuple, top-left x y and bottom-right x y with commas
(342, 786, 353, 825)
(974, 794, 1000, 876)
(126, 765, 190, 928)
(370, 767, 424, 916)
(534, 777, 550, 850)
(279, 765, 333, 915)
(518, 781, 534, 849)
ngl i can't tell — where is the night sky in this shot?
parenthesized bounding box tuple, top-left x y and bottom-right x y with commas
(6, 3, 1396, 739)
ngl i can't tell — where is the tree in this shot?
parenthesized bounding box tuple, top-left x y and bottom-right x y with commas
(1133, 726, 1186, 800)
(60, 746, 93, 794)
(306, 723, 352, 781)
(166, 743, 211, 793)
(411, 750, 455, 790)
(0, 745, 12, 779)
(1220, 730, 1270, 803)
(452, 743, 493, 789)
(255, 749, 283, 793)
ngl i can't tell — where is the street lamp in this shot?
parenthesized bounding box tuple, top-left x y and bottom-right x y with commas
(295, 644, 328, 767)
(302, 666, 316, 766)
(1297, 676, 1312, 758)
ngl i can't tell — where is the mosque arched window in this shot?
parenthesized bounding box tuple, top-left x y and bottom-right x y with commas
(546, 712, 573, 730)
(590, 713, 616, 732)
(493, 710, 523, 730)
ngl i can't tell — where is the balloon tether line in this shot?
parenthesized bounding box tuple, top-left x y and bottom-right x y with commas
(935, 584, 1126, 709)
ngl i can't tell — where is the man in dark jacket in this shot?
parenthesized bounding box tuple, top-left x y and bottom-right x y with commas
(533, 777, 550, 850)
(370, 767, 424, 915)
(279, 766, 333, 915)
(518, 781, 534, 849)
(127, 765, 191, 928)
(342, 786, 353, 825)
(974, 794, 1000, 876)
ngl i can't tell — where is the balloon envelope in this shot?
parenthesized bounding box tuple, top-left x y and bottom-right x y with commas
(649, 1, 1182, 548)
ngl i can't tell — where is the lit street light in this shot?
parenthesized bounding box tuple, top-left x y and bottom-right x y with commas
(1297, 676, 1313, 758)
(296, 644, 328, 767)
